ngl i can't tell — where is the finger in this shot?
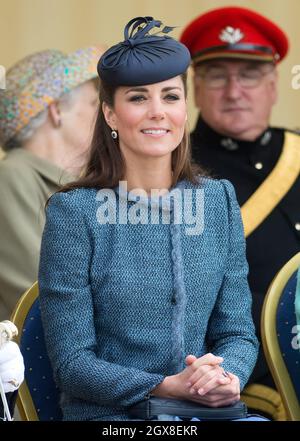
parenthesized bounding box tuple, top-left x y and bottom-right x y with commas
(187, 365, 227, 388)
(195, 373, 231, 396)
(227, 372, 236, 381)
(188, 365, 228, 390)
(192, 353, 224, 369)
(185, 354, 197, 366)
(189, 387, 237, 402)
(191, 393, 225, 404)
(205, 376, 241, 397)
(205, 395, 241, 408)
(189, 392, 235, 406)
(193, 393, 240, 407)
(221, 374, 240, 395)
(187, 364, 218, 387)
(229, 373, 240, 393)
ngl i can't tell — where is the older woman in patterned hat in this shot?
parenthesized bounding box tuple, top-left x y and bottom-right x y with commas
(37, 17, 262, 421)
(0, 46, 105, 320)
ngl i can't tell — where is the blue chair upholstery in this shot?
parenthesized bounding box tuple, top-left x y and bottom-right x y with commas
(261, 252, 300, 421)
(11, 282, 62, 421)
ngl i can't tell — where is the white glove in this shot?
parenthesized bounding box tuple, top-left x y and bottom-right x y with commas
(0, 341, 25, 393)
(0, 321, 18, 347)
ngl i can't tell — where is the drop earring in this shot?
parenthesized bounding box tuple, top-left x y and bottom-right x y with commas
(111, 129, 118, 139)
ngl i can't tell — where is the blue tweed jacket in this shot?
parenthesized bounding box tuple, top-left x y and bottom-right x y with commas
(38, 178, 258, 421)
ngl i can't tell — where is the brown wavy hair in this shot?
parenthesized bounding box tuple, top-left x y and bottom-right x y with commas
(60, 73, 203, 192)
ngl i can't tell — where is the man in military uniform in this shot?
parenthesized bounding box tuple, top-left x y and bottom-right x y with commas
(181, 6, 300, 419)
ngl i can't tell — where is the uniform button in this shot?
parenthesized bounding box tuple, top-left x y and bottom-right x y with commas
(295, 223, 300, 231)
(254, 162, 263, 170)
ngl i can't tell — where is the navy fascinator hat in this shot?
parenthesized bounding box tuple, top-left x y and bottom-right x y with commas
(98, 16, 191, 86)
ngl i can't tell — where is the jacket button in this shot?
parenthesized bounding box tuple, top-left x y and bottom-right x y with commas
(295, 223, 300, 231)
(254, 162, 263, 170)
(171, 289, 177, 305)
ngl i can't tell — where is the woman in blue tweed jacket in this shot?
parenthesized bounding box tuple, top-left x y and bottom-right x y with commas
(38, 17, 259, 421)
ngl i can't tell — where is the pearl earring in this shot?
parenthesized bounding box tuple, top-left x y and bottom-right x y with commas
(111, 130, 118, 139)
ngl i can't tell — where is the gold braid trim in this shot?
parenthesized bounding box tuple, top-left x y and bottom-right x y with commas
(241, 132, 300, 238)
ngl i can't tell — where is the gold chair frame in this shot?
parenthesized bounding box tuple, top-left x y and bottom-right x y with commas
(261, 252, 300, 421)
(11, 282, 39, 421)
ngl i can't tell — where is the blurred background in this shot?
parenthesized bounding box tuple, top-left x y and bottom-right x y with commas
(0, 0, 300, 131)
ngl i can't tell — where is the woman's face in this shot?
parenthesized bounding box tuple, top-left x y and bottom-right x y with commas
(103, 76, 187, 162)
(60, 80, 99, 156)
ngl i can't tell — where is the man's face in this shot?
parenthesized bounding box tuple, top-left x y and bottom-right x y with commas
(193, 60, 278, 141)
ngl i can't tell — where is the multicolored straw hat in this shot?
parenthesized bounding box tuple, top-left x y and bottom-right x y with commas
(0, 46, 102, 147)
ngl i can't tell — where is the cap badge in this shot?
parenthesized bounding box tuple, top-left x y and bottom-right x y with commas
(219, 26, 244, 44)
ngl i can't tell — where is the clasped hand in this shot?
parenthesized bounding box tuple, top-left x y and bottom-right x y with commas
(182, 353, 240, 407)
(153, 353, 240, 407)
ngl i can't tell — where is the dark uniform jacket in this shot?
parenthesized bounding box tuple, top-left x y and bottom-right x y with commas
(191, 117, 300, 387)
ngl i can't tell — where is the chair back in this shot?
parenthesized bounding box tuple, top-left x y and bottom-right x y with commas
(261, 252, 300, 420)
(11, 282, 62, 421)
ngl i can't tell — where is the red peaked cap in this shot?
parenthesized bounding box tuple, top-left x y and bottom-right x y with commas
(180, 6, 289, 65)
